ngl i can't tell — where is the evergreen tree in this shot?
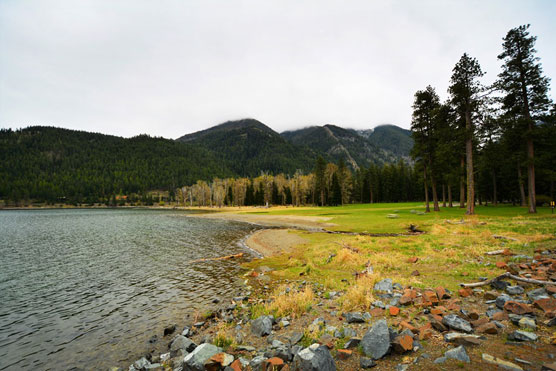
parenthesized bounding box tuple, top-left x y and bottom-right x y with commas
(449, 53, 485, 215)
(330, 172, 342, 206)
(314, 156, 327, 206)
(496, 24, 552, 213)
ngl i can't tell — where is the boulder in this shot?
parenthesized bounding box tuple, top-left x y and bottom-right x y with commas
(361, 319, 391, 360)
(374, 279, 393, 293)
(508, 330, 538, 342)
(182, 343, 222, 371)
(170, 335, 197, 354)
(293, 344, 336, 371)
(444, 345, 470, 363)
(251, 316, 273, 337)
(344, 312, 365, 323)
(518, 317, 536, 330)
(527, 288, 549, 301)
(442, 314, 472, 333)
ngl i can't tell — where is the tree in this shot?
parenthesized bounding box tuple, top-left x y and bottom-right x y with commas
(496, 24, 552, 213)
(449, 53, 485, 215)
(411, 85, 441, 212)
(314, 156, 327, 206)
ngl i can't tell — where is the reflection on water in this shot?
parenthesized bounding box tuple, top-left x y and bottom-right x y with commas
(0, 209, 258, 370)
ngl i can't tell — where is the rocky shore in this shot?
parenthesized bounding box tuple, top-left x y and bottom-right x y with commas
(117, 246, 556, 371)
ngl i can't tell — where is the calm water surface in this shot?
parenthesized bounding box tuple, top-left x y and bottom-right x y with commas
(0, 209, 259, 370)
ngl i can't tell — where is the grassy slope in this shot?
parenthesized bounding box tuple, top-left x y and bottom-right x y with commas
(243, 203, 556, 299)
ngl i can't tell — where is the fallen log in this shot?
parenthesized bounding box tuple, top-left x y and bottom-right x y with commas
(460, 272, 556, 288)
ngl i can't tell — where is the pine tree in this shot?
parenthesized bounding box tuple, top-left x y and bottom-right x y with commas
(496, 25, 552, 213)
(314, 156, 327, 206)
(449, 53, 485, 215)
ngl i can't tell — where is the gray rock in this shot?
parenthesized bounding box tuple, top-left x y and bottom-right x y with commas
(361, 319, 391, 360)
(251, 315, 273, 337)
(271, 340, 285, 348)
(496, 294, 512, 309)
(132, 357, 152, 370)
(182, 343, 222, 371)
(506, 286, 525, 295)
(372, 301, 386, 309)
(290, 332, 304, 345)
(509, 314, 524, 325)
(508, 330, 538, 342)
(396, 365, 409, 371)
(170, 335, 196, 354)
(360, 357, 377, 368)
(491, 280, 509, 290)
(236, 345, 255, 352)
(442, 314, 472, 333)
(445, 345, 470, 363)
(433, 357, 447, 364)
(444, 332, 484, 345)
(344, 312, 365, 323)
(344, 337, 361, 349)
(374, 278, 393, 293)
(249, 355, 266, 371)
(363, 312, 372, 321)
(274, 345, 293, 362)
(528, 288, 549, 301)
(293, 344, 336, 371)
(486, 308, 503, 318)
(393, 282, 403, 290)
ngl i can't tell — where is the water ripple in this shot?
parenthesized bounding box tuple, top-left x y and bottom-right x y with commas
(0, 209, 258, 370)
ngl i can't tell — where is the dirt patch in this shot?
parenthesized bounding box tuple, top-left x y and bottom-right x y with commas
(246, 229, 308, 257)
(193, 211, 336, 230)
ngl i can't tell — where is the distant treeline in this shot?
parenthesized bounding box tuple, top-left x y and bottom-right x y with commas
(176, 159, 423, 207)
(410, 24, 555, 214)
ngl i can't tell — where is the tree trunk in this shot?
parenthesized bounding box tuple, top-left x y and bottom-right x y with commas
(442, 184, 446, 207)
(460, 156, 466, 208)
(431, 177, 440, 211)
(492, 170, 498, 206)
(448, 185, 453, 207)
(423, 165, 430, 212)
(517, 163, 526, 207)
(526, 137, 536, 213)
(465, 111, 475, 215)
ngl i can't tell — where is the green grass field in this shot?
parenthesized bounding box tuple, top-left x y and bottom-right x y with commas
(243, 203, 556, 308)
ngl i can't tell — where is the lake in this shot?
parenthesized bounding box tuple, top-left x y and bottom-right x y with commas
(0, 208, 259, 370)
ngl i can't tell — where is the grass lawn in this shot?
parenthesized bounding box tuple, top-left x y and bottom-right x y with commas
(243, 203, 556, 310)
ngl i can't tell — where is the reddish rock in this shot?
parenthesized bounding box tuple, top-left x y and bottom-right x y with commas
(423, 291, 439, 304)
(229, 359, 242, 371)
(399, 321, 418, 334)
(435, 287, 451, 299)
(471, 317, 490, 328)
(492, 311, 509, 321)
(389, 306, 400, 316)
(535, 298, 556, 313)
(496, 261, 508, 269)
(458, 288, 472, 297)
(407, 257, 419, 263)
(476, 322, 498, 334)
(504, 301, 533, 315)
(336, 349, 352, 360)
(263, 357, 284, 371)
(467, 310, 480, 320)
(419, 323, 433, 340)
(411, 270, 420, 276)
(431, 307, 445, 315)
(206, 353, 234, 371)
(484, 291, 498, 300)
(392, 334, 414, 353)
(502, 249, 513, 256)
(370, 308, 384, 316)
(548, 287, 556, 295)
(462, 272, 469, 276)
(446, 302, 461, 311)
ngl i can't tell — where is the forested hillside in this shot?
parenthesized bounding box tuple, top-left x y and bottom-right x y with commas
(0, 127, 232, 204)
(177, 119, 319, 176)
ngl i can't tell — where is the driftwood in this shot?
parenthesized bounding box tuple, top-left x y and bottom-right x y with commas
(189, 253, 244, 264)
(460, 272, 556, 288)
(485, 249, 506, 255)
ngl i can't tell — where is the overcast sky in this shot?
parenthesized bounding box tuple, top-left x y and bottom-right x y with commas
(1, 1, 555, 138)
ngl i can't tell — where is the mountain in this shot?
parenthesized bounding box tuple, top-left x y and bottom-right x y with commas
(366, 125, 413, 157)
(177, 118, 318, 176)
(281, 123, 413, 169)
(0, 126, 231, 203)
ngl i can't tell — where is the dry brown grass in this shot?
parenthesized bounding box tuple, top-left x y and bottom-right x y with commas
(338, 274, 377, 311)
(266, 285, 315, 318)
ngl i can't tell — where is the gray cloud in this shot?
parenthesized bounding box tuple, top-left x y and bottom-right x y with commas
(1, 0, 554, 138)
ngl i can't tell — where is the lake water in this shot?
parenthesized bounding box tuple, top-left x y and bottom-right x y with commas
(0, 208, 259, 370)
